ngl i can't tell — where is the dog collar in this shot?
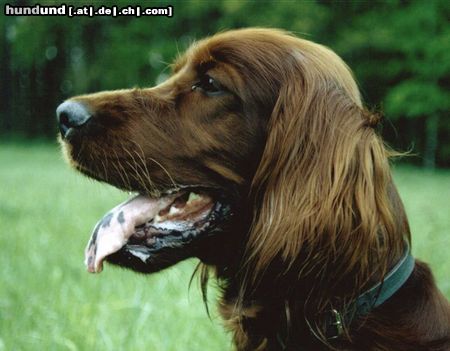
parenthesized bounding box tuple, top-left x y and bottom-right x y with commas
(276, 245, 415, 349)
(326, 244, 415, 339)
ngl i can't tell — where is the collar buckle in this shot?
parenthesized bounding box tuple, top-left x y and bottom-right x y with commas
(327, 309, 344, 340)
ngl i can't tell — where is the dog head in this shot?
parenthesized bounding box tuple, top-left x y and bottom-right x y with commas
(58, 29, 407, 297)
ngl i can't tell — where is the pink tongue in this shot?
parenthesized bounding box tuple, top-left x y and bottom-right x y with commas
(85, 194, 178, 273)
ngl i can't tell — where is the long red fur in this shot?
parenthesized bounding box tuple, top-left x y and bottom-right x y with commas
(61, 29, 450, 350)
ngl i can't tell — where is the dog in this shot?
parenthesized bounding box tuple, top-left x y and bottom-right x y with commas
(57, 28, 450, 350)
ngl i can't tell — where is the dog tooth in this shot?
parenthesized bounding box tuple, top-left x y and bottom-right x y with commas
(169, 205, 182, 215)
(187, 192, 200, 204)
(154, 214, 163, 223)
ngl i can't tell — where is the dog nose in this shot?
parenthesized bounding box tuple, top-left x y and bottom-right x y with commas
(56, 101, 91, 138)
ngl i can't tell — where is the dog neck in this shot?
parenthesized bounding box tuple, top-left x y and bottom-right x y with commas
(214, 243, 417, 350)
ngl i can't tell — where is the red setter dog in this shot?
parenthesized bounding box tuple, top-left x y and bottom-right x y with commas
(57, 28, 450, 350)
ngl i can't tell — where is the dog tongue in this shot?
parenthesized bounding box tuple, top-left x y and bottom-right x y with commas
(85, 194, 178, 273)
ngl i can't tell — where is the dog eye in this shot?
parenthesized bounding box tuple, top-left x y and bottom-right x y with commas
(192, 75, 224, 96)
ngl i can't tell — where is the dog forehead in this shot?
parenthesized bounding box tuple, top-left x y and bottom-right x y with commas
(171, 47, 216, 76)
(174, 29, 291, 75)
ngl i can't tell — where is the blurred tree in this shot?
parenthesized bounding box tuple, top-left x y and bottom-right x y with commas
(0, 5, 13, 133)
(330, 0, 450, 168)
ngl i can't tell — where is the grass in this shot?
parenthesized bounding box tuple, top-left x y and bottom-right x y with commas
(0, 142, 449, 351)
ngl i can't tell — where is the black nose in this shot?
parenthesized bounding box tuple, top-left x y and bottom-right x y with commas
(56, 101, 91, 138)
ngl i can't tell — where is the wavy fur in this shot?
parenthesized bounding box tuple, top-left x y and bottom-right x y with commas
(60, 28, 450, 350)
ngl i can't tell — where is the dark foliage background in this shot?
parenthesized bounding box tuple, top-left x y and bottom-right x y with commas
(1, 0, 449, 167)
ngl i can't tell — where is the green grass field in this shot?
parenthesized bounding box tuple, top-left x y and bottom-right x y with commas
(0, 142, 449, 351)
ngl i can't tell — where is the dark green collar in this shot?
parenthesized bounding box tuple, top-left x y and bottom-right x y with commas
(276, 245, 415, 349)
(326, 245, 415, 339)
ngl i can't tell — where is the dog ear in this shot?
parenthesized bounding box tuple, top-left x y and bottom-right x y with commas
(245, 50, 408, 306)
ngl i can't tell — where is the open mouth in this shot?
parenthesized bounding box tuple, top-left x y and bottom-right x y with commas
(85, 188, 230, 273)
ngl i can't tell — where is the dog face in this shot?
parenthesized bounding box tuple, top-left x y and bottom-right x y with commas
(59, 28, 393, 283)
(58, 29, 291, 273)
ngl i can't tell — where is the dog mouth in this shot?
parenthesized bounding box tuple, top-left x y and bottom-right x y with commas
(85, 188, 230, 273)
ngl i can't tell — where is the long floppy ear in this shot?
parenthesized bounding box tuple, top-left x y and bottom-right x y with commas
(245, 47, 409, 308)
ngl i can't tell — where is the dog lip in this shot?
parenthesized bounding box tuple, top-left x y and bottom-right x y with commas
(127, 197, 217, 246)
(106, 199, 232, 273)
(158, 184, 220, 195)
(84, 187, 226, 273)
